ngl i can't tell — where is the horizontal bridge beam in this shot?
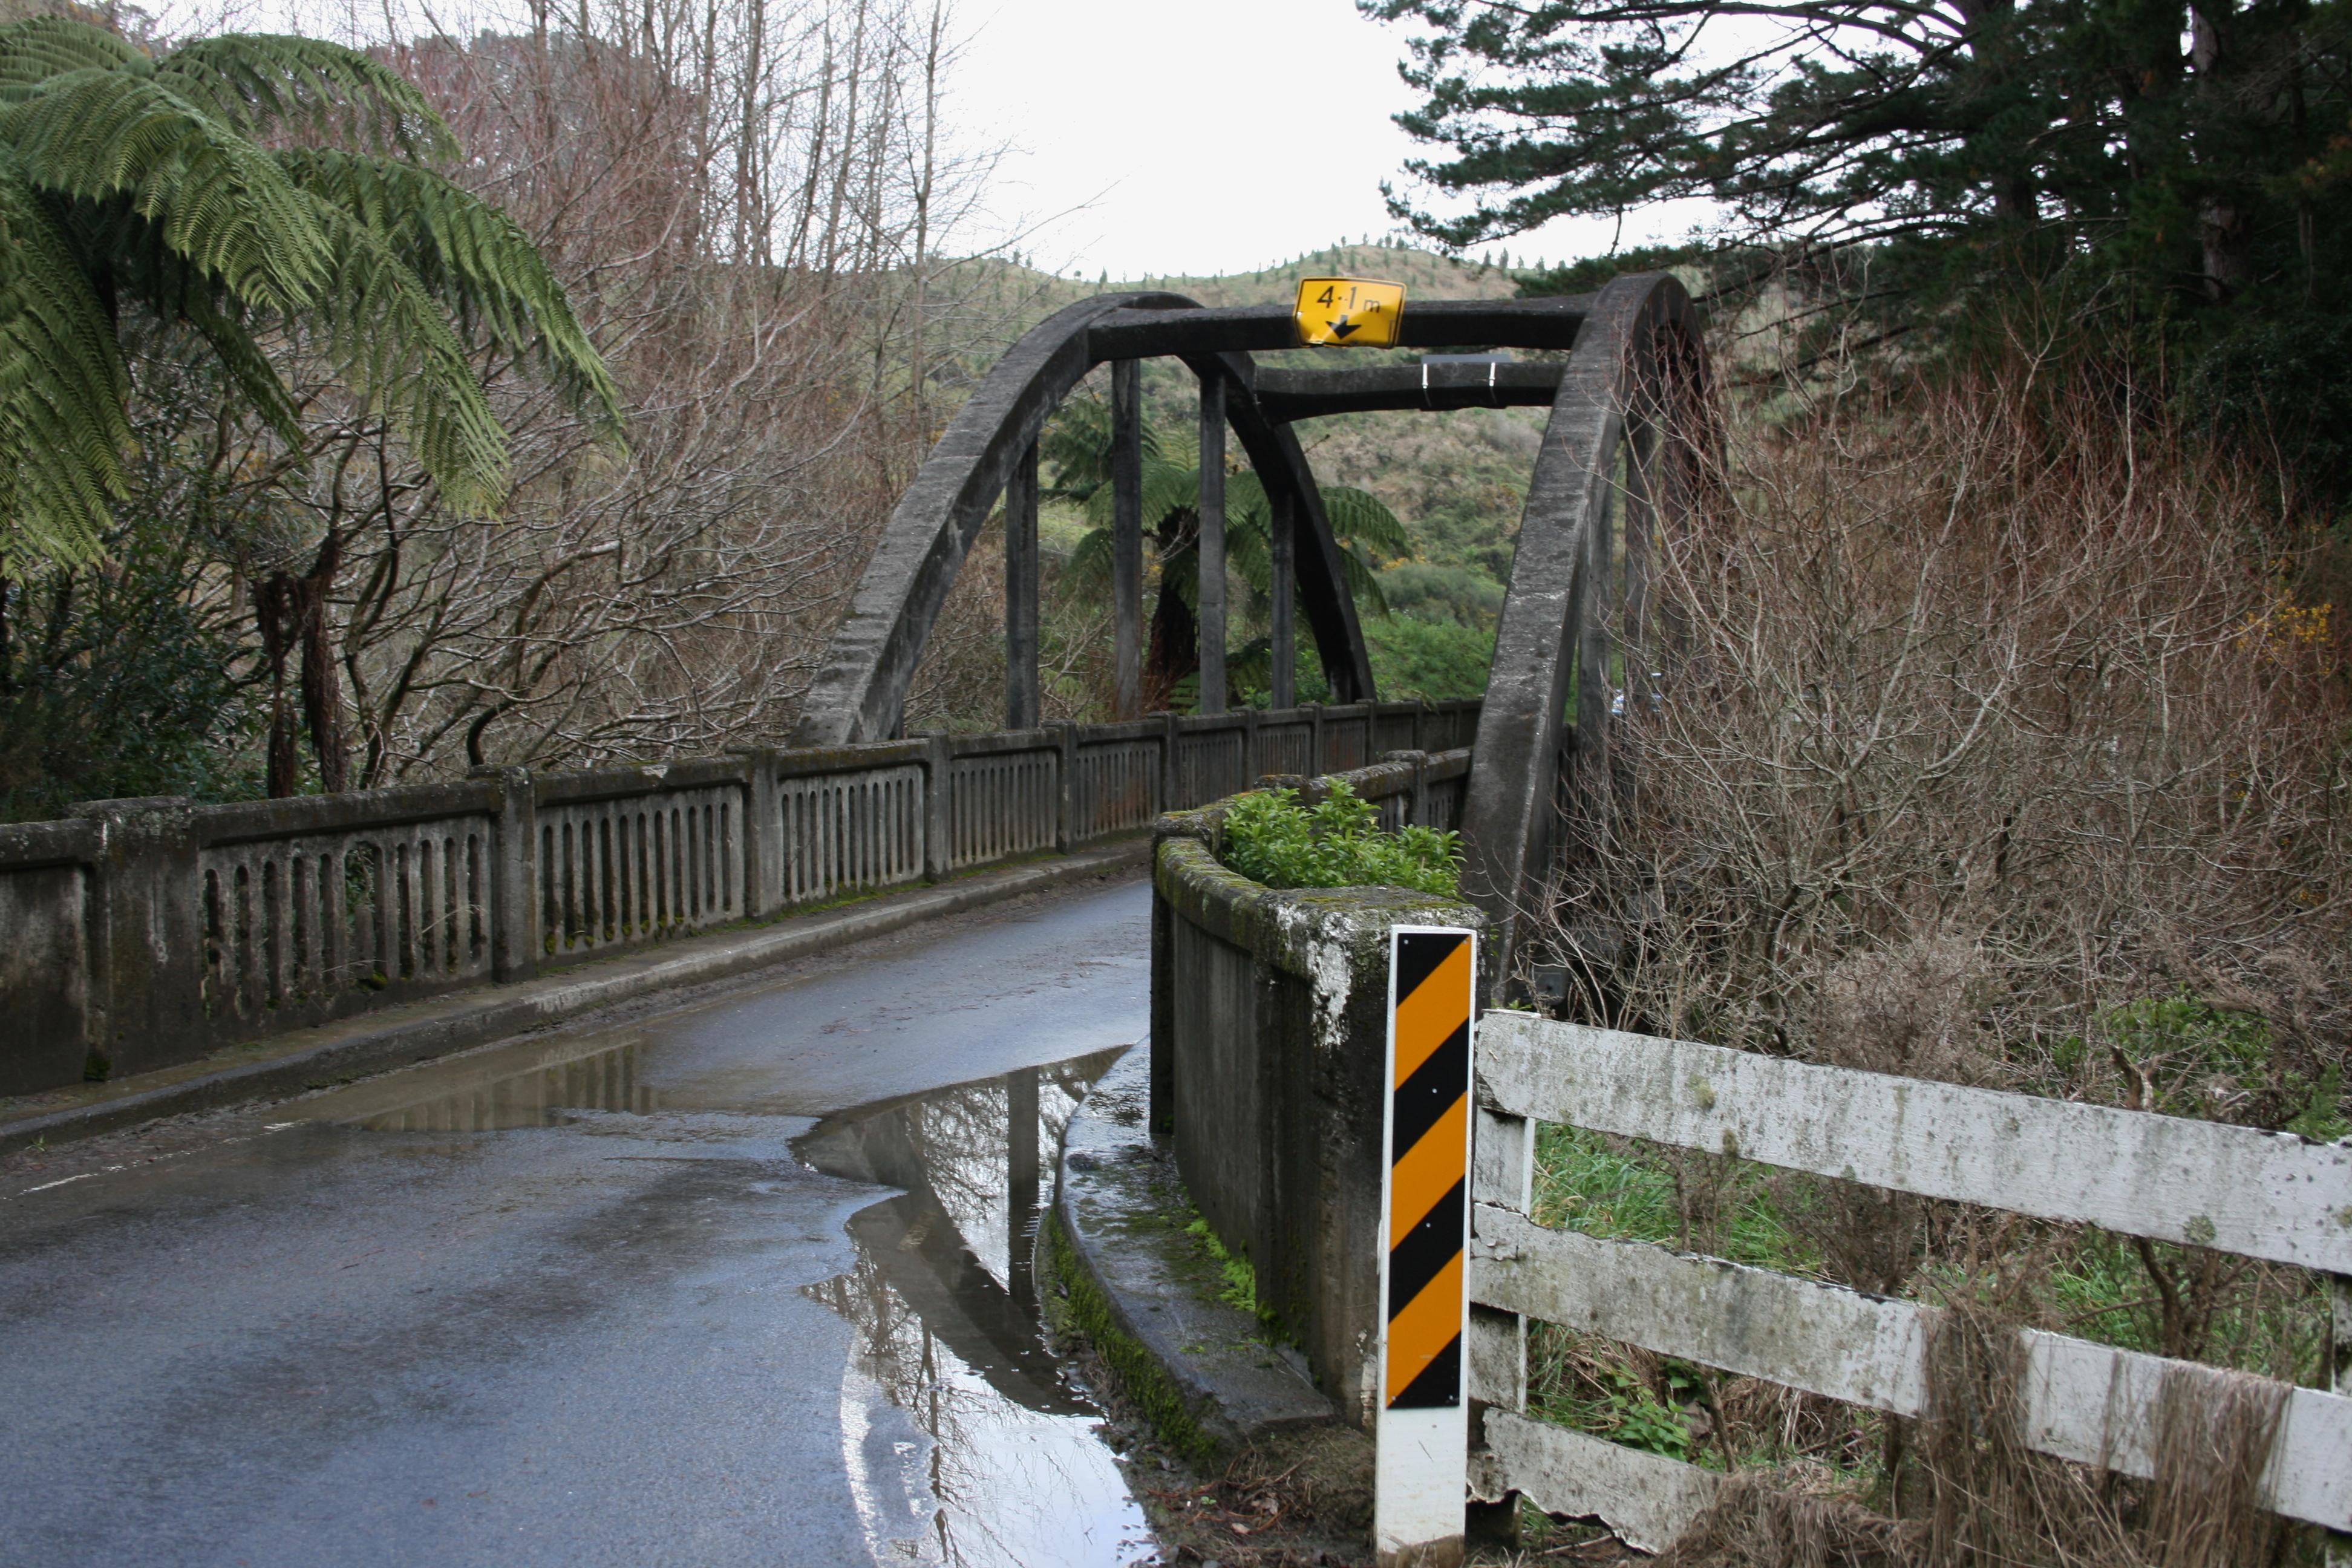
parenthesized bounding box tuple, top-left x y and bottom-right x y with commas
(1083, 296, 1596, 362)
(1252, 362, 1566, 423)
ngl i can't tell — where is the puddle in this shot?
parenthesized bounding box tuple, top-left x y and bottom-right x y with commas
(795, 1048, 1154, 1567)
(324, 1037, 662, 1131)
(307, 1033, 1155, 1566)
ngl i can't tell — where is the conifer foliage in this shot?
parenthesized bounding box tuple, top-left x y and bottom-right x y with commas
(0, 16, 619, 566)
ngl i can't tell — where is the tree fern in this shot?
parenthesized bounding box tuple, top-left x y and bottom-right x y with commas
(1061, 459, 1401, 619)
(0, 140, 129, 562)
(278, 149, 619, 433)
(157, 33, 455, 160)
(0, 16, 618, 561)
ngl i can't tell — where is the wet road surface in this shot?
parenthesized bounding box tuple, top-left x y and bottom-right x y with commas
(0, 877, 1155, 1567)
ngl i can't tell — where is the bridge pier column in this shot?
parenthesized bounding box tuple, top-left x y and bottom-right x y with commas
(1196, 373, 1227, 714)
(1004, 439, 1040, 730)
(1053, 722, 1078, 852)
(725, 749, 782, 920)
(1112, 358, 1143, 720)
(469, 765, 540, 984)
(1270, 489, 1295, 709)
(68, 796, 205, 1079)
(921, 733, 954, 883)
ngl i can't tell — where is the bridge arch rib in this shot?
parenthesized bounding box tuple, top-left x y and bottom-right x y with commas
(789, 291, 1383, 747)
(789, 276, 1715, 985)
(1459, 273, 1711, 979)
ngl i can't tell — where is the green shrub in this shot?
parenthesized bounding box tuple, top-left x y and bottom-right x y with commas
(1218, 780, 1462, 896)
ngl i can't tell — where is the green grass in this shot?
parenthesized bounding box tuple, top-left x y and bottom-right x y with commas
(1531, 1123, 1814, 1271)
(1184, 1215, 1270, 1321)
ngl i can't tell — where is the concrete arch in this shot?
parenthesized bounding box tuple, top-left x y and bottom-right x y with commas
(789, 293, 1378, 747)
(788, 276, 1714, 960)
(1456, 273, 1711, 978)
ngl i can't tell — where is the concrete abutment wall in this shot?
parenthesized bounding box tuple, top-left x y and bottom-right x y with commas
(1149, 753, 1492, 1428)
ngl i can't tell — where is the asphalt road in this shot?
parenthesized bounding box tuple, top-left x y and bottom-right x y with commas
(0, 875, 1155, 1568)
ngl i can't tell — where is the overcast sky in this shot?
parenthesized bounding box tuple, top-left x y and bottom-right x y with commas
(949, 0, 1700, 279)
(163, 0, 1710, 279)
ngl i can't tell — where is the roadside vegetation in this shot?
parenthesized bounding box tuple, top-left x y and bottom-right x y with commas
(0, 0, 1026, 818)
(1508, 344, 2349, 1565)
(1220, 780, 1462, 897)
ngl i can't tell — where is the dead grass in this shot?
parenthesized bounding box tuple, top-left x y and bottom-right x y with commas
(1515, 346, 2344, 1568)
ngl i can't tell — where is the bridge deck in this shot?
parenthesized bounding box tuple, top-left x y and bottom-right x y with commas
(0, 877, 1153, 1567)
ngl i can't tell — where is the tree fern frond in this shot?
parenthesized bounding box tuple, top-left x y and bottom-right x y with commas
(0, 145, 129, 564)
(1065, 525, 1111, 594)
(303, 189, 508, 513)
(181, 290, 306, 456)
(4, 69, 329, 310)
(1319, 485, 1411, 558)
(1083, 457, 1195, 532)
(1339, 544, 1391, 616)
(160, 34, 455, 163)
(1042, 394, 1159, 498)
(280, 149, 621, 436)
(0, 18, 148, 106)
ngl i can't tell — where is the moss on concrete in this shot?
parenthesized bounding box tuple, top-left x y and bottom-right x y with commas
(1039, 1209, 1217, 1467)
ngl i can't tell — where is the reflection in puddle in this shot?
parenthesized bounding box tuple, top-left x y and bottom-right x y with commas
(309, 1034, 662, 1132)
(339, 1040, 658, 1131)
(315, 1031, 1154, 1565)
(797, 1048, 1153, 1567)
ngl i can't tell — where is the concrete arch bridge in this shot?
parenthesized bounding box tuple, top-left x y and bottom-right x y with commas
(792, 272, 1714, 975)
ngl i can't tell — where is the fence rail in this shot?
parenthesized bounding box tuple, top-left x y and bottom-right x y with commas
(1468, 1013, 2352, 1549)
(0, 699, 1477, 1097)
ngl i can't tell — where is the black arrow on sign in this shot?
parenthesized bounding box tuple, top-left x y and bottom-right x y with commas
(1328, 317, 1362, 339)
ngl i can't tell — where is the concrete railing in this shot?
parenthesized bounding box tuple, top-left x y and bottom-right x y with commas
(1147, 748, 1494, 1429)
(0, 699, 1478, 1096)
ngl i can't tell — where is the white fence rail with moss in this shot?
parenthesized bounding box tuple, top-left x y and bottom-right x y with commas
(1466, 1011, 2352, 1549)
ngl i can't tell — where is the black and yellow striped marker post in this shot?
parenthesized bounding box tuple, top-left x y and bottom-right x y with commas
(1375, 926, 1475, 1564)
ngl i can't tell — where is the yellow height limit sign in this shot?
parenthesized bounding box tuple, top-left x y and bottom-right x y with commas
(1295, 276, 1405, 348)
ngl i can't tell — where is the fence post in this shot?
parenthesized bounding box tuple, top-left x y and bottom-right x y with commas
(67, 796, 206, 1079)
(1384, 749, 1429, 828)
(2333, 1272, 2350, 1568)
(920, 733, 955, 882)
(469, 766, 540, 985)
(1469, 1097, 1535, 1547)
(1055, 722, 1079, 852)
(727, 748, 782, 919)
(1241, 707, 1260, 785)
(1308, 702, 1325, 778)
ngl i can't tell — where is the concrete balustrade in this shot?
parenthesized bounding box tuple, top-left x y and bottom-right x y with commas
(0, 699, 1478, 1097)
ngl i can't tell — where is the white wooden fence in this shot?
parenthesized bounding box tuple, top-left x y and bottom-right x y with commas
(1466, 1013, 2352, 1552)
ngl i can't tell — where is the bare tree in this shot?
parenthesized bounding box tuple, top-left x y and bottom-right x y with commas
(1542, 345, 2350, 1124)
(155, 0, 1042, 790)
